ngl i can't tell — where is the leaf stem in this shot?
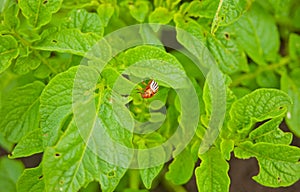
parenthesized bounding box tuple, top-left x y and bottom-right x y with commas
(129, 169, 140, 189)
(230, 57, 290, 87)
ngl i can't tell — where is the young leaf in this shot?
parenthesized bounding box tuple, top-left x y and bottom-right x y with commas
(0, 81, 45, 143)
(233, 3, 280, 65)
(249, 117, 293, 145)
(128, 1, 149, 23)
(97, 3, 115, 27)
(0, 35, 19, 73)
(10, 129, 43, 159)
(165, 148, 195, 185)
(195, 147, 230, 192)
(17, 165, 45, 192)
(228, 89, 291, 139)
(13, 52, 42, 75)
(19, 0, 62, 28)
(149, 7, 173, 25)
(0, 157, 24, 192)
(234, 141, 300, 187)
(43, 120, 127, 192)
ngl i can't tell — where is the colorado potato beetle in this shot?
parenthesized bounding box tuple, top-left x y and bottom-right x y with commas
(140, 80, 159, 99)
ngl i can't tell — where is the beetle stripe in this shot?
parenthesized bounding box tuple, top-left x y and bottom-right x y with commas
(150, 80, 159, 91)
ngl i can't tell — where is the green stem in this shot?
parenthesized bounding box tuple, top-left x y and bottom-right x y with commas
(230, 57, 290, 87)
(129, 169, 140, 190)
(161, 176, 187, 192)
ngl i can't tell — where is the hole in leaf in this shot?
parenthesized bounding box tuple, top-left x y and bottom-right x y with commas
(55, 153, 61, 157)
(107, 170, 116, 177)
(224, 32, 230, 40)
(43, 0, 48, 4)
(59, 180, 64, 185)
(189, 16, 198, 20)
(277, 177, 282, 182)
(122, 74, 130, 80)
(52, 39, 58, 43)
(38, 175, 43, 180)
(220, 16, 225, 21)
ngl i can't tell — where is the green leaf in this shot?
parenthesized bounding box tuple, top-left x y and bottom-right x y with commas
(43, 120, 127, 192)
(0, 35, 19, 73)
(3, 2, 20, 29)
(149, 7, 173, 25)
(234, 141, 300, 187)
(249, 117, 293, 145)
(121, 46, 187, 88)
(165, 149, 194, 185)
(281, 70, 300, 136)
(0, 157, 24, 192)
(97, 3, 115, 27)
(292, 6, 300, 29)
(183, 0, 218, 18)
(231, 87, 251, 99)
(0, 81, 45, 143)
(63, 9, 104, 35)
(211, 0, 249, 33)
(174, 13, 206, 44)
(34, 63, 51, 79)
(136, 134, 165, 189)
(207, 28, 248, 74)
(129, 1, 149, 22)
(228, 89, 291, 139)
(19, 0, 62, 28)
(34, 28, 100, 56)
(13, 52, 42, 75)
(41, 65, 132, 191)
(258, 0, 294, 18)
(17, 165, 45, 192)
(220, 139, 234, 160)
(233, 3, 280, 65)
(166, 0, 181, 10)
(195, 147, 230, 192)
(289, 33, 300, 62)
(0, 132, 14, 152)
(140, 165, 163, 189)
(40, 67, 77, 146)
(10, 129, 43, 158)
(256, 71, 280, 88)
